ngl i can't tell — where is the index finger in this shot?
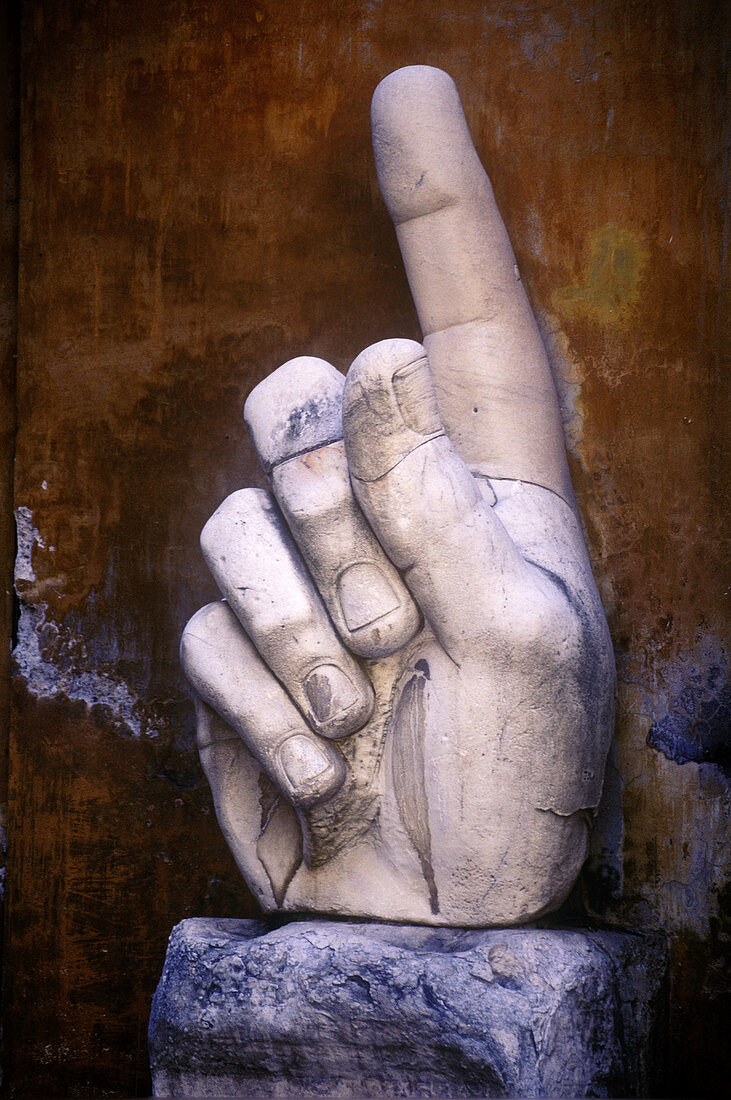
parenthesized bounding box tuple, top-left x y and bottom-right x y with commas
(371, 66, 573, 507)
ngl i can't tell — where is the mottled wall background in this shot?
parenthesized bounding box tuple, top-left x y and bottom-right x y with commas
(1, 0, 728, 1095)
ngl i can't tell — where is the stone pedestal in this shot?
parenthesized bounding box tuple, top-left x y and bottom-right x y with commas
(148, 917, 667, 1098)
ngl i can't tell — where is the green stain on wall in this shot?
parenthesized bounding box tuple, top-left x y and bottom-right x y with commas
(553, 225, 648, 326)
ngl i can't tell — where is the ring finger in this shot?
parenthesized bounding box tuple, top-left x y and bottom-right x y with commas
(200, 487, 375, 740)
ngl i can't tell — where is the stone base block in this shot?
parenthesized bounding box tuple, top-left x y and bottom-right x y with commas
(148, 917, 667, 1098)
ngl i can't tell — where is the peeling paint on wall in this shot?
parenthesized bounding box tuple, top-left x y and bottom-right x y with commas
(14, 506, 147, 737)
(13, 602, 144, 737)
(14, 504, 39, 583)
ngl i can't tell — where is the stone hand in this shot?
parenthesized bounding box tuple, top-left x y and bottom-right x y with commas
(181, 67, 615, 926)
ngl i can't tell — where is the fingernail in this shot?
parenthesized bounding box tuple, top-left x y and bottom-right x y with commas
(304, 663, 360, 723)
(392, 356, 441, 435)
(278, 734, 334, 788)
(277, 734, 346, 808)
(337, 562, 400, 631)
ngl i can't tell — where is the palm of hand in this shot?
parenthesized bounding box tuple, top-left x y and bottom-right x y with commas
(181, 67, 614, 927)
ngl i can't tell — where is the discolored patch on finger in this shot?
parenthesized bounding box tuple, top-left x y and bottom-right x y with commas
(244, 356, 345, 472)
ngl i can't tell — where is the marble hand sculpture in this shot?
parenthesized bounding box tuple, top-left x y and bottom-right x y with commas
(181, 66, 615, 927)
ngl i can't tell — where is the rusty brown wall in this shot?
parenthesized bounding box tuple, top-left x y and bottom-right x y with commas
(2, 0, 728, 1095)
(1, 0, 20, 1061)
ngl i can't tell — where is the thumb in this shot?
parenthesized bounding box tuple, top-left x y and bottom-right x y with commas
(343, 339, 534, 660)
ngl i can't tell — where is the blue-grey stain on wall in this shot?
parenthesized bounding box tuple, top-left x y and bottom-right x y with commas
(647, 664, 730, 775)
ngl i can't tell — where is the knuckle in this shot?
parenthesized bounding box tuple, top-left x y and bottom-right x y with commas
(201, 488, 274, 552)
(243, 590, 318, 644)
(182, 601, 229, 642)
(514, 600, 582, 661)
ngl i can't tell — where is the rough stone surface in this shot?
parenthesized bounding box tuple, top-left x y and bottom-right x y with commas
(149, 918, 668, 1097)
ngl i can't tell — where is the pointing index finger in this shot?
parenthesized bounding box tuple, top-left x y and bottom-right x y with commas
(372, 66, 574, 507)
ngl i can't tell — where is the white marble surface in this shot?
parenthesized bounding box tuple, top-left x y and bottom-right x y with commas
(181, 67, 615, 926)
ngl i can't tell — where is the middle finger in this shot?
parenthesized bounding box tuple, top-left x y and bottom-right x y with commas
(244, 355, 421, 658)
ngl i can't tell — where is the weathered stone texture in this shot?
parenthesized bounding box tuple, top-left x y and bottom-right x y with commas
(149, 918, 668, 1097)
